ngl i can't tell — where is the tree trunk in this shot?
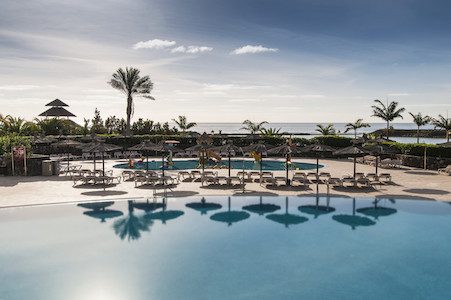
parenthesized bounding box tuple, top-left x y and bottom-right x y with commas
(417, 125, 420, 144)
(126, 96, 132, 136)
(386, 121, 390, 139)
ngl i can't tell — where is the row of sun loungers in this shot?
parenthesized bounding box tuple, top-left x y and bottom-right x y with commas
(72, 169, 121, 186)
(353, 156, 403, 168)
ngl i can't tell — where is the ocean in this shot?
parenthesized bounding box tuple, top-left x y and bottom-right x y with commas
(170, 122, 447, 145)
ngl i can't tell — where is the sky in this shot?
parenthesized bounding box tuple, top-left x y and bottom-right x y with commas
(1, 0, 451, 125)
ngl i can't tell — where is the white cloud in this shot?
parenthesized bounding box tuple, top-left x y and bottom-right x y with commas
(231, 45, 279, 55)
(228, 98, 262, 102)
(132, 39, 176, 50)
(0, 85, 40, 91)
(171, 45, 213, 54)
(300, 94, 325, 98)
(387, 93, 409, 96)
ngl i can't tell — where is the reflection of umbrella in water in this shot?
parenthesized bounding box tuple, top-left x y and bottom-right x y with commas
(132, 199, 165, 212)
(242, 196, 281, 215)
(332, 198, 376, 230)
(298, 193, 336, 219)
(113, 200, 153, 241)
(210, 196, 250, 226)
(129, 140, 157, 171)
(145, 199, 184, 224)
(77, 201, 114, 210)
(356, 198, 397, 220)
(84, 209, 123, 223)
(266, 197, 308, 228)
(333, 145, 371, 178)
(186, 197, 222, 215)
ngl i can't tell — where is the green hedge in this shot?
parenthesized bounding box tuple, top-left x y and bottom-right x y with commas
(385, 142, 451, 158)
(0, 134, 31, 156)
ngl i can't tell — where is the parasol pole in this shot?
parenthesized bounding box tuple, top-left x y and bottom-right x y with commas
(228, 152, 231, 177)
(353, 157, 356, 178)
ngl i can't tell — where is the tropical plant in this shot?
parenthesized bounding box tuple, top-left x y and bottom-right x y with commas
(0, 114, 11, 129)
(432, 114, 451, 142)
(315, 124, 335, 136)
(409, 112, 431, 143)
(108, 67, 155, 136)
(344, 119, 370, 138)
(172, 115, 197, 134)
(105, 116, 120, 134)
(241, 120, 268, 134)
(90, 108, 107, 134)
(261, 127, 286, 137)
(371, 99, 405, 139)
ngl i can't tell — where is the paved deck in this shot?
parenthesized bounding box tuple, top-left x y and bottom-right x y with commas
(1, 157, 450, 208)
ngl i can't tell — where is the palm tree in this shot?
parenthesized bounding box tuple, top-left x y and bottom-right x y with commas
(409, 112, 431, 143)
(172, 115, 197, 134)
(432, 114, 451, 142)
(241, 120, 268, 134)
(315, 124, 335, 136)
(371, 99, 405, 139)
(108, 67, 155, 136)
(344, 119, 371, 138)
(261, 127, 286, 137)
(0, 114, 11, 134)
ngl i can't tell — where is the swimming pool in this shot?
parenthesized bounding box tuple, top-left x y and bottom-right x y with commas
(1, 196, 450, 299)
(113, 159, 322, 171)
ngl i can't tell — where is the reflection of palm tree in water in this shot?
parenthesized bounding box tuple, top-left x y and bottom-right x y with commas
(113, 200, 154, 241)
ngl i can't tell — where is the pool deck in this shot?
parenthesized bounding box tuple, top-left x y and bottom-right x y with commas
(0, 157, 450, 208)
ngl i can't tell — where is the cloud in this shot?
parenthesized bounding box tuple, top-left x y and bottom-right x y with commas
(171, 46, 213, 54)
(231, 45, 279, 55)
(300, 94, 325, 98)
(0, 85, 40, 91)
(132, 39, 176, 50)
(387, 93, 409, 96)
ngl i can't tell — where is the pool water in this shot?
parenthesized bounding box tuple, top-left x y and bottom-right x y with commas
(114, 159, 322, 171)
(1, 196, 450, 300)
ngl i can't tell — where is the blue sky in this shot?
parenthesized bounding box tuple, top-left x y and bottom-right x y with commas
(1, 0, 451, 124)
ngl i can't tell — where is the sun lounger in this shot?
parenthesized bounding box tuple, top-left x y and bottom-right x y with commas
(378, 173, 392, 183)
(356, 177, 370, 187)
(226, 176, 242, 185)
(292, 173, 307, 186)
(438, 165, 451, 175)
(341, 176, 356, 187)
(326, 177, 342, 187)
(178, 171, 192, 180)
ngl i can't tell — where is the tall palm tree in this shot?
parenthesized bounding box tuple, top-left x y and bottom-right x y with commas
(432, 114, 451, 142)
(108, 67, 155, 136)
(241, 120, 267, 134)
(172, 115, 197, 134)
(409, 112, 431, 143)
(315, 124, 335, 136)
(371, 99, 405, 139)
(261, 127, 286, 137)
(344, 119, 371, 138)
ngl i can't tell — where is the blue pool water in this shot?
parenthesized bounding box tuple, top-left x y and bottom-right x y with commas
(1, 196, 450, 299)
(113, 159, 322, 171)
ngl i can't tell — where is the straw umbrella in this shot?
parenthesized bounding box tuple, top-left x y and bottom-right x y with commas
(267, 144, 302, 185)
(129, 140, 157, 171)
(303, 143, 336, 175)
(363, 143, 400, 175)
(243, 141, 271, 175)
(150, 142, 178, 178)
(185, 143, 213, 185)
(333, 145, 371, 178)
(83, 142, 122, 176)
(213, 142, 242, 177)
(52, 138, 83, 172)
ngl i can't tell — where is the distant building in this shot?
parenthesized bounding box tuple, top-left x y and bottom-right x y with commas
(39, 99, 76, 119)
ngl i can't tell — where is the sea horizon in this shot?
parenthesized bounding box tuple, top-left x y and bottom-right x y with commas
(170, 122, 447, 145)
